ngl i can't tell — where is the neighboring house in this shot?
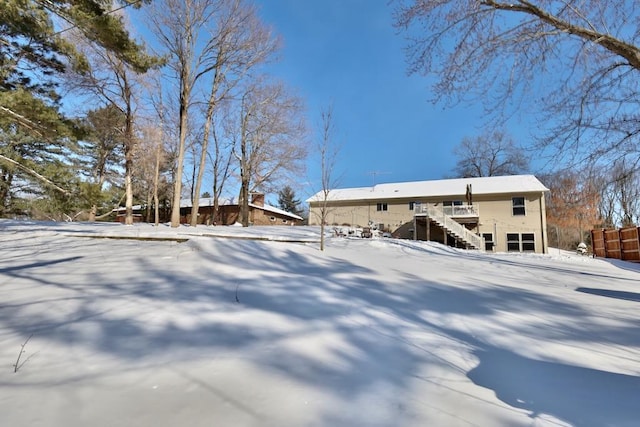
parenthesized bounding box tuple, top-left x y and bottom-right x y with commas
(113, 192, 303, 226)
(180, 192, 303, 226)
(307, 175, 549, 253)
(113, 205, 144, 223)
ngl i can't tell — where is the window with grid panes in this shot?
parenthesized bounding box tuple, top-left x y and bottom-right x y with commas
(512, 197, 526, 216)
(507, 233, 521, 251)
(522, 233, 535, 252)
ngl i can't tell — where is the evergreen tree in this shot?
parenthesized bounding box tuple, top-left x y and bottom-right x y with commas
(0, 88, 75, 215)
(1, 0, 154, 92)
(0, 0, 157, 218)
(77, 105, 126, 220)
(277, 185, 303, 217)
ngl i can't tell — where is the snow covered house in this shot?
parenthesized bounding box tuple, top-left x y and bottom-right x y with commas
(307, 175, 550, 253)
(180, 192, 303, 226)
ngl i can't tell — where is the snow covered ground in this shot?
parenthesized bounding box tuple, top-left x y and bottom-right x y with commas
(1, 219, 639, 427)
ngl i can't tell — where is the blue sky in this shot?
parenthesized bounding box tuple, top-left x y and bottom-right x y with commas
(254, 0, 494, 194)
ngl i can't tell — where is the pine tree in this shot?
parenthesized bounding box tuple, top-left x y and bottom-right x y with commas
(277, 185, 303, 217)
(0, 0, 158, 218)
(0, 88, 75, 215)
(77, 105, 126, 220)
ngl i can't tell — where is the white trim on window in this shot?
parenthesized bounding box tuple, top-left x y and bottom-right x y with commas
(506, 232, 535, 252)
(512, 197, 526, 216)
(482, 233, 494, 251)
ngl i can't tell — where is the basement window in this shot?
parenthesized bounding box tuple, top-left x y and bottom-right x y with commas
(522, 233, 535, 252)
(482, 233, 494, 251)
(507, 233, 520, 252)
(506, 233, 536, 252)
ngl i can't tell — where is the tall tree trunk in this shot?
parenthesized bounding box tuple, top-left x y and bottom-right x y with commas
(123, 81, 135, 226)
(211, 120, 232, 226)
(190, 127, 210, 226)
(239, 178, 249, 227)
(124, 142, 134, 225)
(153, 136, 161, 226)
(145, 191, 152, 223)
(239, 111, 250, 227)
(170, 70, 191, 228)
(190, 67, 222, 227)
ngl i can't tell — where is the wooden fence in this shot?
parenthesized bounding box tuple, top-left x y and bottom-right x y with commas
(591, 226, 640, 261)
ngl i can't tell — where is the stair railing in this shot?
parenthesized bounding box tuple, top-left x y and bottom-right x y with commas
(417, 203, 485, 250)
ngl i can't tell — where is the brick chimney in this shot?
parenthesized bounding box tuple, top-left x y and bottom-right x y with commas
(251, 192, 265, 207)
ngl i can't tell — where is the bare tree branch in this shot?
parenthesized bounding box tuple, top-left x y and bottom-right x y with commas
(395, 0, 640, 170)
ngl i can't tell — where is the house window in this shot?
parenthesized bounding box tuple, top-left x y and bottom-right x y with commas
(443, 200, 463, 207)
(376, 203, 388, 211)
(522, 233, 535, 252)
(269, 216, 276, 222)
(506, 233, 536, 252)
(512, 197, 526, 216)
(482, 233, 494, 251)
(409, 201, 414, 210)
(507, 233, 521, 252)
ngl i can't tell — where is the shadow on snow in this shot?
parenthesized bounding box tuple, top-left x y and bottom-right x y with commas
(1, 231, 640, 426)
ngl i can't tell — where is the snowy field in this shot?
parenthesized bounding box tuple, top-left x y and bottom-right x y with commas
(1, 220, 639, 427)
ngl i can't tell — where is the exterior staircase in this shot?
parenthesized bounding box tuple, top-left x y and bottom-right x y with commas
(416, 204, 485, 250)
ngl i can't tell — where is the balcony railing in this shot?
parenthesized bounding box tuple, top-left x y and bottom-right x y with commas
(442, 204, 479, 218)
(415, 203, 479, 218)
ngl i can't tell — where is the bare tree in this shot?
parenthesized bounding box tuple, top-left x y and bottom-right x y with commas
(209, 107, 235, 224)
(148, 0, 226, 227)
(542, 169, 600, 249)
(453, 130, 528, 177)
(147, 76, 172, 225)
(189, 0, 278, 226)
(67, 36, 152, 225)
(597, 177, 618, 229)
(395, 1, 640, 170)
(134, 121, 170, 224)
(605, 160, 640, 227)
(233, 78, 307, 226)
(315, 105, 341, 251)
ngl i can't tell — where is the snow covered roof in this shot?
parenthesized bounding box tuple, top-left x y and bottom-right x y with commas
(307, 175, 549, 203)
(254, 203, 303, 220)
(180, 197, 227, 208)
(114, 205, 142, 212)
(180, 197, 303, 221)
